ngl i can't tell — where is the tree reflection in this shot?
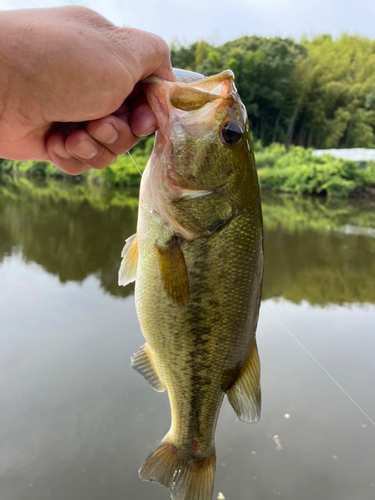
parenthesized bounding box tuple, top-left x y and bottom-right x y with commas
(262, 194, 375, 304)
(1, 179, 374, 305)
(0, 178, 138, 298)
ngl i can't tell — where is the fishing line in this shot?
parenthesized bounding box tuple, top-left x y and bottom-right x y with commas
(127, 151, 143, 177)
(264, 303, 375, 427)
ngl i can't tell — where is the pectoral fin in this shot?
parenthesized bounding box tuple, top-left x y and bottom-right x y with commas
(131, 344, 166, 392)
(118, 234, 138, 286)
(227, 341, 261, 423)
(155, 236, 190, 306)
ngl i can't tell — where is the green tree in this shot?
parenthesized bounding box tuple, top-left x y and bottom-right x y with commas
(171, 33, 375, 149)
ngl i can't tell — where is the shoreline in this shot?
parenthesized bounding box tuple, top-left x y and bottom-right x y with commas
(1, 142, 375, 199)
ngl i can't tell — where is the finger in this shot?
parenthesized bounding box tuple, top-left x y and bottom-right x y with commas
(129, 103, 157, 137)
(127, 82, 143, 101)
(136, 32, 176, 82)
(47, 132, 90, 175)
(127, 91, 148, 111)
(86, 113, 140, 155)
(113, 102, 130, 117)
(64, 130, 117, 170)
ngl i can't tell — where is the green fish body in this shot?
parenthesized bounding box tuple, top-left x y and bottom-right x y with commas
(119, 71, 263, 500)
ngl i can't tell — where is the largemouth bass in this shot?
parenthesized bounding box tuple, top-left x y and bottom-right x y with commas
(119, 70, 263, 500)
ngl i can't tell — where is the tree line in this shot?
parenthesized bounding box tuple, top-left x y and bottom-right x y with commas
(171, 34, 375, 149)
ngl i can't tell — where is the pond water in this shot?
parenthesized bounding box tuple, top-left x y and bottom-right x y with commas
(0, 177, 374, 500)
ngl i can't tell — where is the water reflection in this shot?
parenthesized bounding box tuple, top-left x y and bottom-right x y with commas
(1, 177, 374, 500)
(0, 178, 138, 297)
(262, 194, 375, 305)
(1, 178, 375, 305)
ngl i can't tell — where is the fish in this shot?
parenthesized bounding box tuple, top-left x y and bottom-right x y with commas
(119, 70, 263, 500)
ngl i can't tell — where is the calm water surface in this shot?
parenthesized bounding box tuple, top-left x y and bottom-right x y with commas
(0, 178, 374, 500)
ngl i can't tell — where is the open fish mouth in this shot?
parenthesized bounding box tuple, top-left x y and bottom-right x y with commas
(142, 70, 240, 136)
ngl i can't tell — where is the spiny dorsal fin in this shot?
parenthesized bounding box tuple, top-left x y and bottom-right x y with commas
(131, 344, 166, 392)
(155, 236, 190, 306)
(227, 340, 261, 423)
(118, 233, 138, 286)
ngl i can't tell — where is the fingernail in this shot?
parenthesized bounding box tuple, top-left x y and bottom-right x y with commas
(139, 126, 156, 137)
(93, 123, 118, 144)
(72, 140, 98, 159)
(54, 141, 71, 159)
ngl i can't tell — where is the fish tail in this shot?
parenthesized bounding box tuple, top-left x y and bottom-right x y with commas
(139, 434, 216, 500)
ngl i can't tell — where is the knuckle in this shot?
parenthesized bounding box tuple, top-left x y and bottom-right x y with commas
(153, 34, 170, 54)
(63, 6, 113, 29)
(62, 5, 95, 20)
(90, 151, 117, 169)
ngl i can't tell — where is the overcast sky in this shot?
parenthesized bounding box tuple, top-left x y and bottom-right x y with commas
(1, 0, 375, 45)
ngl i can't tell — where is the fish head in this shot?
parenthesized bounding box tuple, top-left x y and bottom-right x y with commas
(143, 71, 258, 239)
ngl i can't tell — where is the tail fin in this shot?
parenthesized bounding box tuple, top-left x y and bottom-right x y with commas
(139, 435, 216, 500)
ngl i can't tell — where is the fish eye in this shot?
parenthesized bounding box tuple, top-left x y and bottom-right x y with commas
(220, 122, 243, 145)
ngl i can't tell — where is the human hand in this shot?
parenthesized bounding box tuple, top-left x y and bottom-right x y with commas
(0, 6, 175, 174)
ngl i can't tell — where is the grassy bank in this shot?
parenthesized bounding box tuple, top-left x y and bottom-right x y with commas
(254, 142, 375, 198)
(1, 139, 375, 198)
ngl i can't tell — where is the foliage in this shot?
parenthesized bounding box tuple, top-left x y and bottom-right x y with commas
(171, 33, 375, 149)
(2, 139, 375, 198)
(0, 158, 15, 174)
(255, 144, 375, 197)
(87, 136, 154, 186)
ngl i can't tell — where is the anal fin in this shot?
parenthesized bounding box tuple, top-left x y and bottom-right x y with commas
(227, 340, 261, 423)
(131, 344, 166, 392)
(119, 233, 138, 286)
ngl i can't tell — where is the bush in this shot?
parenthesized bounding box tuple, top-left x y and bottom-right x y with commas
(254, 142, 288, 168)
(257, 146, 375, 197)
